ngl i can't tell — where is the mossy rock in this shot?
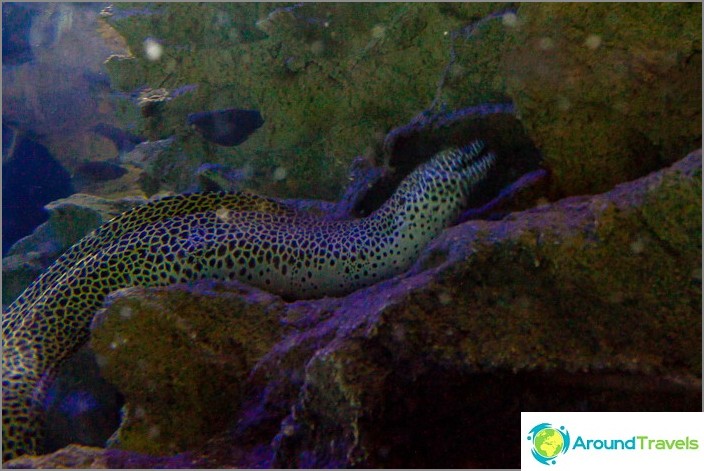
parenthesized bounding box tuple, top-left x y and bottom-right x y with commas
(502, 3, 701, 198)
(102, 3, 520, 200)
(90, 284, 287, 455)
(46, 151, 697, 468)
(268, 152, 700, 467)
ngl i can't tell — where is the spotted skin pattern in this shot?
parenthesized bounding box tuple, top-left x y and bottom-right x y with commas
(2, 142, 495, 461)
(3, 192, 296, 334)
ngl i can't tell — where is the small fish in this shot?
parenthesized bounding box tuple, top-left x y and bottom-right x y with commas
(187, 108, 264, 147)
(92, 123, 144, 153)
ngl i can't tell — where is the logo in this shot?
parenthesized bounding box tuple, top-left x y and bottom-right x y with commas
(527, 423, 571, 465)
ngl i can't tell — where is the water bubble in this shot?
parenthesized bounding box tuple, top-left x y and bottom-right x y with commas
(95, 354, 108, 368)
(584, 34, 602, 50)
(120, 307, 133, 319)
(310, 40, 325, 55)
(539, 37, 554, 50)
(437, 291, 453, 305)
(630, 237, 646, 254)
(148, 425, 161, 439)
(214, 11, 230, 27)
(134, 405, 146, 419)
(557, 96, 571, 111)
(143, 38, 163, 61)
(502, 12, 518, 27)
(371, 24, 386, 39)
(273, 167, 288, 181)
(392, 323, 406, 342)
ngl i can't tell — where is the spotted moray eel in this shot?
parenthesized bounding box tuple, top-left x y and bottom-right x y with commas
(2, 141, 495, 460)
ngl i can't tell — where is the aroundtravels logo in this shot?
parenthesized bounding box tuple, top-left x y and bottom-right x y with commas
(522, 413, 703, 468)
(527, 423, 570, 465)
(525, 419, 700, 466)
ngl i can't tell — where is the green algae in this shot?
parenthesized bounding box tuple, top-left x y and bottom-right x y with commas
(102, 3, 516, 200)
(94, 3, 704, 201)
(445, 163, 700, 375)
(502, 3, 702, 198)
(90, 286, 287, 455)
(79, 152, 700, 464)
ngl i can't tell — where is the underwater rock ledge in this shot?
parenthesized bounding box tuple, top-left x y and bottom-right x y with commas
(5, 149, 701, 469)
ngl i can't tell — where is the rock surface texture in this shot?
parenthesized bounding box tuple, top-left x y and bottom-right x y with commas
(7, 149, 699, 469)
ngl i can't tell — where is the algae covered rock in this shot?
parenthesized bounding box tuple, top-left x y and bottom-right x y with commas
(90, 283, 290, 455)
(101, 3, 701, 203)
(502, 3, 702, 198)
(76, 149, 701, 468)
(6, 3, 699, 465)
(271, 154, 701, 468)
(101, 3, 518, 199)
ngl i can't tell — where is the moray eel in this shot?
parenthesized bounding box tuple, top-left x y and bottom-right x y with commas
(2, 141, 495, 461)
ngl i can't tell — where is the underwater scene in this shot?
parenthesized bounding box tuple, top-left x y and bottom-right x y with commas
(1, 2, 701, 468)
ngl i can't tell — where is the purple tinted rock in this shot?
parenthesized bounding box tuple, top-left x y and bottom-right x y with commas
(10, 150, 700, 469)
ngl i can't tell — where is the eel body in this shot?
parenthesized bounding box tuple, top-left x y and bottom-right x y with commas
(2, 142, 495, 461)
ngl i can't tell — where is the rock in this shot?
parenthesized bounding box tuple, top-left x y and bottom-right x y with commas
(65, 149, 700, 468)
(269, 152, 702, 467)
(367, 107, 543, 217)
(4, 445, 109, 469)
(327, 155, 384, 220)
(501, 3, 702, 198)
(90, 284, 292, 455)
(42, 347, 123, 455)
(101, 3, 521, 200)
(100, 3, 700, 205)
(187, 108, 264, 147)
(2, 3, 131, 172)
(2, 136, 74, 252)
(1, 252, 47, 307)
(120, 137, 174, 172)
(73, 161, 129, 184)
(194, 163, 249, 192)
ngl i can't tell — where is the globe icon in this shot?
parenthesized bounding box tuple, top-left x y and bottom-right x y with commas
(534, 428, 564, 458)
